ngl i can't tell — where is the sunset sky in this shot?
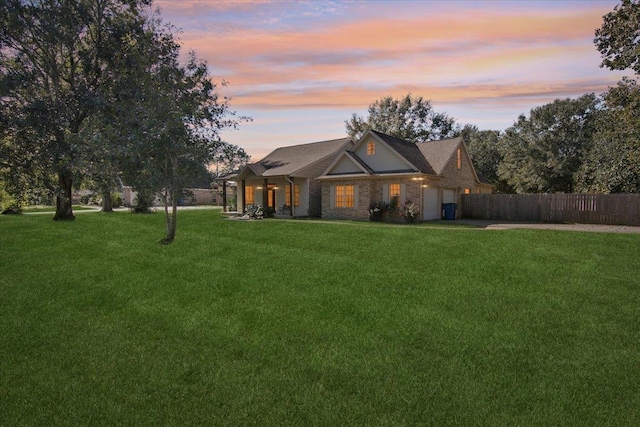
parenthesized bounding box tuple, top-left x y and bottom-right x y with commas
(156, 0, 631, 161)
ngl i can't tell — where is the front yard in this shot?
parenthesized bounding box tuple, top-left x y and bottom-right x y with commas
(1, 210, 638, 425)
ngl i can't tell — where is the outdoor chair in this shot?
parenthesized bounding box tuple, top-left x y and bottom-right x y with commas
(279, 204, 291, 215)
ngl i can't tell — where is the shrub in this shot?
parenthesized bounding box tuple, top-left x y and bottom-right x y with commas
(131, 193, 155, 214)
(389, 196, 400, 212)
(1, 205, 22, 215)
(403, 200, 420, 223)
(369, 201, 388, 222)
(0, 184, 16, 212)
(111, 192, 123, 208)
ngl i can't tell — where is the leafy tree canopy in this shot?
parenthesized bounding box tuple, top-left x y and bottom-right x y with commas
(497, 94, 599, 194)
(460, 125, 512, 193)
(345, 94, 459, 143)
(108, 15, 249, 243)
(576, 77, 640, 193)
(210, 141, 250, 178)
(0, 0, 152, 220)
(595, 0, 640, 74)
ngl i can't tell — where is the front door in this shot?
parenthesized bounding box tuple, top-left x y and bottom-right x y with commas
(267, 184, 276, 209)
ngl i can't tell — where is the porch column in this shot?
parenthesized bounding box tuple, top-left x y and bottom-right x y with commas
(263, 178, 268, 207)
(222, 180, 227, 212)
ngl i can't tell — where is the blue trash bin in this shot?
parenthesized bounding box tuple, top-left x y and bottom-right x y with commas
(442, 203, 457, 220)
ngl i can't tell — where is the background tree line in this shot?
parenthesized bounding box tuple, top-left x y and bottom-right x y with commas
(347, 0, 639, 194)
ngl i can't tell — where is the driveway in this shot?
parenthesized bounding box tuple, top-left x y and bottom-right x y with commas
(455, 219, 640, 234)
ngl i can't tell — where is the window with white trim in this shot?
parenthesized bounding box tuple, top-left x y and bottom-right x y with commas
(367, 141, 375, 155)
(389, 183, 401, 202)
(286, 184, 300, 207)
(335, 185, 354, 208)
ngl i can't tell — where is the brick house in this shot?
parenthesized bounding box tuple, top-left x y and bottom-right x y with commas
(318, 130, 492, 220)
(236, 137, 354, 217)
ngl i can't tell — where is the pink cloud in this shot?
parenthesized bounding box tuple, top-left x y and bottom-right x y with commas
(156, 0, 629, 158)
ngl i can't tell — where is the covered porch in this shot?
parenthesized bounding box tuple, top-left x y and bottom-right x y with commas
(236, 170, 312, 218)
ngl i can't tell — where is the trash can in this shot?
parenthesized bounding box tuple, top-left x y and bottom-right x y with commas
(442, 203, 457, 220)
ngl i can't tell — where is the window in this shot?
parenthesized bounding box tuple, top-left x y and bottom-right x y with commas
(456, 148, 462, 169)
(389, 183, 401, 202)
(285, 184, 300, 207)
(335, 185, 354, 208)
(367, 141, 375, 155)
(267, 183, 276, 208)
(245, 186, 254, 204)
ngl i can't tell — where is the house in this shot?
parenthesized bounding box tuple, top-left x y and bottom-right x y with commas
(318, 130, 492, 220)
(236, 137, 354, 217)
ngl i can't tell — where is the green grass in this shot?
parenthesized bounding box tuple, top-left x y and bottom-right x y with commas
(23, 204, 99, 212)
(1, 210, 639, 426)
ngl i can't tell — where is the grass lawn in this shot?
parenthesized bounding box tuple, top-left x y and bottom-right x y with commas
(1, 210, 639, 426)
(23, 205, 100, 213)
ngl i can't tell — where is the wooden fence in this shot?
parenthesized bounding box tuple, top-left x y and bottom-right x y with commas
(461, 194, 640, 226)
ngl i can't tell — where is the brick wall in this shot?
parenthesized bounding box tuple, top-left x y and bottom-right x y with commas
(321, 179, 372, 220)
(438, 148, 492, 205)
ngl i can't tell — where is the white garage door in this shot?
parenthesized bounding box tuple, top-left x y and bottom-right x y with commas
(442, 189, 456, 204)
(423, 188, 439, 220)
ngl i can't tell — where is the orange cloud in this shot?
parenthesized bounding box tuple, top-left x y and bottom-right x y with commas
(176, 3, 612, 97)
(158, 1, 628, 158)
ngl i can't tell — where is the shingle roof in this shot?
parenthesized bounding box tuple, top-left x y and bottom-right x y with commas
(250, 137, 352, 177)
(415, 136, 463, 175)
(344, 151, 374, 174)
(371, 130, 436, 175)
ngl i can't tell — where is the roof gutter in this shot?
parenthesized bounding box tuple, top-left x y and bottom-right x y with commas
(317, 172, 439, 180)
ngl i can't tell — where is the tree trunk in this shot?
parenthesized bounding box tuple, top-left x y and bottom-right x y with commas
(160, 188, 178, 244)
(53, 170, 75, 221)
(101, 188, 113, 213)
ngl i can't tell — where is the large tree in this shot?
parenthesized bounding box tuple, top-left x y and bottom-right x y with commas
(345, 94, 459, 143)
(497, 94, 599, 194)
(210, 141, 250, 178)
(112, 16, 247, 243)
(576, 77, 640, 193)
(460, 125, 512, 193)
(595, 0, 640, 74)
(0, 0, 150, 220)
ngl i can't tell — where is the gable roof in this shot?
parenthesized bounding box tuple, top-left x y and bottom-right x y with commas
(416, 136, 463, 175)
(344, 151, 375, 174)
(320, 130, 489, 187)
(240, 137, 352, 179)
(370, 130, 436, 175)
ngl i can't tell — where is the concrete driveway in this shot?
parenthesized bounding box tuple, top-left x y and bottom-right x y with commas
(455, 219, 640, 234)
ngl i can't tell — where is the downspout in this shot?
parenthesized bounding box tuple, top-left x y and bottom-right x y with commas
(285, 176, 295, 217)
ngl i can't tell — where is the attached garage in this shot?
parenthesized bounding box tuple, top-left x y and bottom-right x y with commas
(442, 189, 456, 204)
(423, 188, 439, 220)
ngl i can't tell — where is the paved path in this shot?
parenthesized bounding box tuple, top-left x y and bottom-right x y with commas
(22, 205, 220, 215)
(455, 219, 640, 234)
